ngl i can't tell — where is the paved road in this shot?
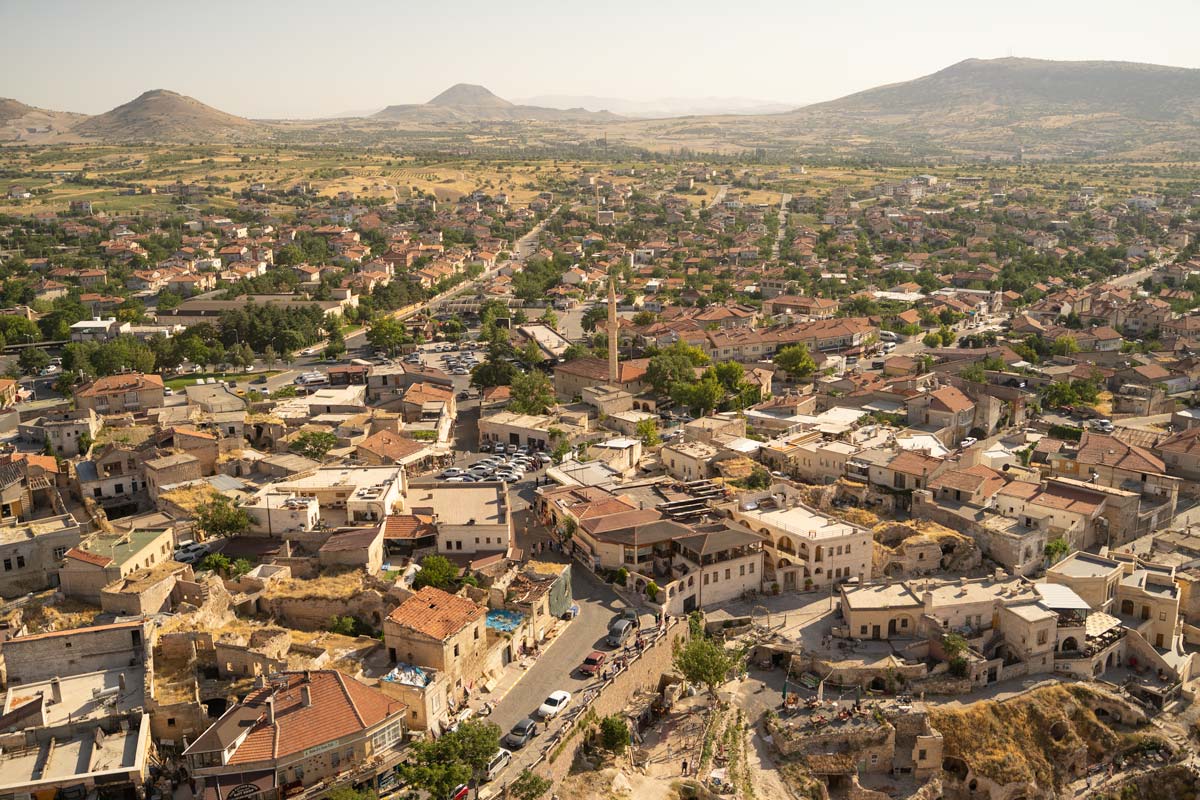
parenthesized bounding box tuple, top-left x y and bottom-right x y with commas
(489, 560, 625, 734)
(770, 193, 791, 260)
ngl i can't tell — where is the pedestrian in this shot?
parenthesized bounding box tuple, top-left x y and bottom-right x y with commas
(682, 759, 688, 777)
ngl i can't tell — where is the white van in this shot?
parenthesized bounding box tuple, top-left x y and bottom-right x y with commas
(879, 330, 899, 343)
(483, 749, 512, 782)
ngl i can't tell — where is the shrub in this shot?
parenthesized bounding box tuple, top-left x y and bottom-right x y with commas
(599, 715, 630, 754)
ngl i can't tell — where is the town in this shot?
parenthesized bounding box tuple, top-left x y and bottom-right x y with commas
(5, 76, 1200, 800)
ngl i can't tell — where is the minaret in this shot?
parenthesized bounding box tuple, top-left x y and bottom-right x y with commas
(607, 278, 620, 384)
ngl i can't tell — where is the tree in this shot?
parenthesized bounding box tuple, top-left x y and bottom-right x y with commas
(399, 721, 501, 800)
(367, 317, 407, 355)
(646, 340, 710, 394)
(509, 770, 551, 800)
(540, 309, 559, 330)
(412, 554, 458, 590)
(195, 494, 251, 539)
(324, 788, 376, 800)
(774, 343, 816, 378)
(632, 310, 657, 327)
(1051, 334, 1080, 356)
(635, 417, 661, 446)
(581, 304, 607, 333)
(263, 344, 278, 369)
(18, 348, 50, 375)
(672, 373, 724, 415)
(1044, 537, 1071, 564)
(509, 370, 555, 415)
(324, 328, 346, 359)
(674, 636, 736, 696)
(599, 715, 630, 754)
(199, 553, 231, 573)
(289, 431, 338, 461)
(960, 362, 986, 383)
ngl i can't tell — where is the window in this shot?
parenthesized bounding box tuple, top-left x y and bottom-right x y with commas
(474, 627, 480, 640)
(703, 573, 709, 585)
(749, 563, 754, 574)
(724, 569, 730, 580)
(54, 546, 67, 560)
(454, 644, 460, 657)
(740, 565, 745, 576)
(845, 545, 851, 554)
(860, 625, 868, 635)
(900, 618, 908, 628)
(1159, 611, 1167, 621)
(918, 749, 927, 761)
(2, 559, 9, 572)
(168, 718, 177, 727)
(15, 555, 24, 569)
(1037, 630, 1047, 645)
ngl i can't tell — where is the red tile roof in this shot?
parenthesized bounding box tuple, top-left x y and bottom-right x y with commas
(64, 547, 114, 567)
(386, 586, 485, 641)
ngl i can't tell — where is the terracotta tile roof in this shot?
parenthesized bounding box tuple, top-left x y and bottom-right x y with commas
(357, 429, 428, 463)
(223, 671, 405, 764)
(74, 372, 164, 398)
(928, 385, 974, 414)
(1157, 427, 1200, 456)
(997, 480, 1041, 500)
(887, 450, 944, 477)
(386, 586, 485, 641)
(1076, 432, 1165, 474)
(382, 513, 437, 541)
(928, 464, 1006, 496)
(1031, 484, 1102, 515)
(555, 357, 649, 383)
(64, 547, 113, 567)
(402, 381, 453, 404)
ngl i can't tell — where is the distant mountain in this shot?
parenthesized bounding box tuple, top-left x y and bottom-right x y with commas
(514, 94, 798, 118)
(804, 57, 1200, 120)
(373, 83, 621, 124)
(427, 83, 514, 109)
(0, 98, 87, 143)
(623, 57, 1200, 159)
(74, 90, 260, 141)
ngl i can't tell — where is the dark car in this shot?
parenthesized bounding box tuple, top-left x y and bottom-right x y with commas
(617, 607, 641, 628)
(252, 375, 268, 385)
(502, 717, 539, 750)
(579, 651, 607, 676)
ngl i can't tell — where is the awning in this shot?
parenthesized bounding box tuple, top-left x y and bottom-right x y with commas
(202, 770, 277, 800)
(1034, 582, 1091, 611)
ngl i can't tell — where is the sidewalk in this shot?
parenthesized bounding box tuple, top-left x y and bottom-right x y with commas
(466, 613, 576, 714)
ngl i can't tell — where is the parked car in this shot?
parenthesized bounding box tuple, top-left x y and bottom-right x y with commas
(482, 748, 512, 782)
(579, 651, 607, 676)
(502, 718, 539, 750)
(163, 387, 174, 396)
(440, 468, 466, 479)
(618, 608, 640, 627)
(607, 619, 635, 648)
(537, 690, 572, 719)
(449, 785, 470, 800)
(174, 542, 210, 564)
(959, 437, 978, 449)
(1093, 418, 1115, 433)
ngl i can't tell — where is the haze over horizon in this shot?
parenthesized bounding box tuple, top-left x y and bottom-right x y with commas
(4, 0, 1200, 119)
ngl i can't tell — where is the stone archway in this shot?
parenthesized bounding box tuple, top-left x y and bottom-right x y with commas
(1061, 637, 1079, 652)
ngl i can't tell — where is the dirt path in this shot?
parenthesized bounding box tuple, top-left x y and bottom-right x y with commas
(747, 726, 795, 800)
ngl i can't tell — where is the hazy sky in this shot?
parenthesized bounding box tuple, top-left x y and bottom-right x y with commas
(4, 0, 1199, 118)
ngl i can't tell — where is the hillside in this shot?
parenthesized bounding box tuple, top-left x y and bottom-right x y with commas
(0, 98, 88, 144)
(373, 83, 620, 124)
(607, 57, 1200, 159)
(73, 90, 260, 142)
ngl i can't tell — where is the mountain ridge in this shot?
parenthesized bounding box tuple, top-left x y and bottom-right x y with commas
(73, 89, 260, 141)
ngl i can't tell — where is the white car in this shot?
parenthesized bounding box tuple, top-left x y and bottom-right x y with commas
(440, 468, 466, 478)
(538, 690, 571, 719)
(959, 437, 978, 449)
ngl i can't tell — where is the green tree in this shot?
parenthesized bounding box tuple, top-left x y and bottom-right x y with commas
(774, 343, 816, 378)
(231, 558, 254, 577)
(509, 770, 551, 800)
(599, 715, 630, 754)
(18, 348, 50, 375)
(581, 304, 607, 333)
(412, 554, 458, 589)
(195, 494, 251, 539)
(398, 721, 501, 800)
(960, 362, 986, 383)
(674, 636, 737, 696)
(367, 316, 408, 355)
(1044, 537, 1071, 564)
(199, 552, 231, 573)
(324, 787, 377, 800)
(540, 309, 559, 330)
(1051, 334, 1080, 356)
(509, 370, 555, 415)
(289, 431, 338, 460)
(263, 344, 278, 369)
(635, 417, 661, 446)
(324, 328, 347, 359)
(646, 340, 710, 394)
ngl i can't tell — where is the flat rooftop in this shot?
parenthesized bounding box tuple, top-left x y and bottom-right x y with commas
(407, 481, 508, 525)
(0, 514, 77, 546)
(735, 500, 860, 541)
(0, 717, 146, 790)
(1048, 552, 1121, 579)
(3, 666, 146, 727)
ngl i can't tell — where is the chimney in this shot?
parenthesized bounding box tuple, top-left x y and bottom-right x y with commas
(266, 696, 276, 725)
(50, 677, 63, 704)
(118, 672, 127, 692)
(301, 685, 312, 708)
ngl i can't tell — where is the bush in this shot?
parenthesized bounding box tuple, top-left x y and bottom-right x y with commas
(616, 567, 629, 586)
(599, 715, 630, 754)
(646, 581, 660, 601)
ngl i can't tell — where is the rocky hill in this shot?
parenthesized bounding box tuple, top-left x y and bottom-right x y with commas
(73, 90, 260, 141)
(373, 83, 620, 124)
(0, 98, 88, 143)
(616, 58, 1200, 159)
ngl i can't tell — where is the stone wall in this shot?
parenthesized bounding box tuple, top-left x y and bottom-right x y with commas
(260, 589, 388, 631)
(500, 617, 691, 793)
